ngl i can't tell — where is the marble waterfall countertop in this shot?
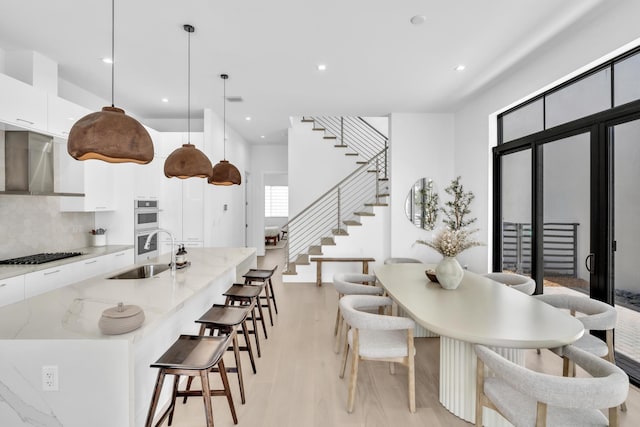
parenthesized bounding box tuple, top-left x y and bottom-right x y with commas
(0, 247, 256, 340)
(0, 245, 133, 280)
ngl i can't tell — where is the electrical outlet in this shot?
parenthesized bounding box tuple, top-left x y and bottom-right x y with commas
(42, 365, 59, 391)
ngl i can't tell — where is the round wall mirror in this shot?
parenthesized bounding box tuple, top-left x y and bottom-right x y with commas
(405, 178, 439, 230)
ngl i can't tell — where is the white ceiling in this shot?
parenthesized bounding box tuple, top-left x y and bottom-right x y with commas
(0, 0, 608, 145)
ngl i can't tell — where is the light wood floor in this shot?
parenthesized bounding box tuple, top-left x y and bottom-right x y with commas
(155, 248, 640, 426)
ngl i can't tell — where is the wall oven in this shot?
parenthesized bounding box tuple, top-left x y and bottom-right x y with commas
(134, 200, 159, 263)
(134, 199, 159, 229)
(135, 229, 159, 263)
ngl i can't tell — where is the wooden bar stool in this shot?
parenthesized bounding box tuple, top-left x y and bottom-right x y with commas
(243, 265, 278, 326)
(223, 284, 267, 356)
(184, 304, 255, 405)
(145, 334, 237, 427)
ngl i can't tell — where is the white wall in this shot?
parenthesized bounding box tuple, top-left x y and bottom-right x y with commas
(453, 0, 640, 274)
(288, 118, 362, 216)
(389, 113, 459, 264)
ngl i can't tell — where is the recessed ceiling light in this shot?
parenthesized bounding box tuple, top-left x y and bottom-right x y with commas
(454, 64, 466, 71)
(245, 116, 252, 121)
(68, 117, 75, 121)
(410, 15, 426, 25)
(317, 64, 327, 71)
(102, 57, 113, 64)
(260, 135, 265, 139)
(161, 98, 169, 103)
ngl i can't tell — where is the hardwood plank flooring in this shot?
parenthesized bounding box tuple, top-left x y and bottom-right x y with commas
(152, 248, 640, 426)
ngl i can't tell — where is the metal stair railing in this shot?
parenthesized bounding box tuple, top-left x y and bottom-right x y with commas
(283, 148, 388, 273)
(306, 116, 388, 178)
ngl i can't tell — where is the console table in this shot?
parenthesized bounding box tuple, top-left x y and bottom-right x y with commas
(309, 257, 375, 287)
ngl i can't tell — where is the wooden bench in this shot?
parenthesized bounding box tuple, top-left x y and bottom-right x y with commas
(309, 257, 375, 287)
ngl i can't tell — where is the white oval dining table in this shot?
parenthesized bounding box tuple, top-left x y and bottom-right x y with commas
(374, 263, 584, 426)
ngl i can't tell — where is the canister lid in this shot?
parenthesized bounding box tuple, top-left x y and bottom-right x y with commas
(102, 302, 143, 319)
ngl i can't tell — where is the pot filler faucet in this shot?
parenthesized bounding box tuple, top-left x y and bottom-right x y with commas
(144, 228, 176, 276)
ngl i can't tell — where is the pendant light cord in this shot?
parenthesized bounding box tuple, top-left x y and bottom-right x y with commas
(111, 0, 115, 107)
(220, 74, 229, 160)
(187, 28, 191, 144)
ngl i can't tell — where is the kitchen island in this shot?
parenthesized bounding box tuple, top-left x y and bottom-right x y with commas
(0, 247, 256, 427)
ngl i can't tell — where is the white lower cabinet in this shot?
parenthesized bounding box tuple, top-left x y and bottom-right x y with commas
(0, 275, 25, 307)
(24, 264, 72, 299)
(108, 249, 134, 271)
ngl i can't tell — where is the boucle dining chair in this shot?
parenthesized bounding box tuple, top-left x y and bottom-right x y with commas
(333, 273, 383, 353)
(339, 294, 416, 413)
(534, 293, 627, 412)
(483, 272, 536, 295)
(475, 344, 628, 427)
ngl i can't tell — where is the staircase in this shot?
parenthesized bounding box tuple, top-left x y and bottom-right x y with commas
(283, 116, 389, 280)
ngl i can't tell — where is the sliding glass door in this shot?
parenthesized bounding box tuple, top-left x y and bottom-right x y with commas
(611, 118, 640, 370)
(541, 133, 591, 294)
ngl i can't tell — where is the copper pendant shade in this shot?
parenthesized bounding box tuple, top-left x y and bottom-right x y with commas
(164, 24, 213, 180)
(210, 160, 242, 185)
(209, 74, 241, 186)
(68, 0, 154, 164)
(164, 143, 212, 179)
(68, 107, 153, 163)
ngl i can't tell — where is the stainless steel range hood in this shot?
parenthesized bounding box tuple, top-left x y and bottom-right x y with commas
(1, 131, 82, 196)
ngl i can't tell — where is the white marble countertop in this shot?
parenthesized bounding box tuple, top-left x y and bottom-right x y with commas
(0, 245, 133, 280)
(374, 263, 584, 349)
(0, 247, 255, 341)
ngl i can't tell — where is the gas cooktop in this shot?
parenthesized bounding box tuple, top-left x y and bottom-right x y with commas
(0, 252, 83, 265)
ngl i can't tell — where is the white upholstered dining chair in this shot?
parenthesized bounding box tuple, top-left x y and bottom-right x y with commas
(534, 293, 627, 412)
(339, 294, 416, 413)
(332, 273, 383, 353)
(384, 257, 422, 264)
(475, 344, 628, 427)
(483, 272, 536, 295)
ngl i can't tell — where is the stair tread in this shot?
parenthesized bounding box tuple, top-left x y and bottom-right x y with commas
(354, 212, 375, 216)
(312, 127, 325, 131)
(332, 229, 349, 236)
(320, 237, 336, 245)
(334, 144, 348, 148)
(324, 135, 337, 139)
(345, 153, 359, 156)
(377, 193, 390, 197)
(378, 178, 389, 181)
(355, 161, 368, 164)
(365, 203, 389, 207)
(343, 220, 362, 226)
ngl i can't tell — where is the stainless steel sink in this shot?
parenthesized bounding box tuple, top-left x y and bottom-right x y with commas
(108, 264, 170, 280)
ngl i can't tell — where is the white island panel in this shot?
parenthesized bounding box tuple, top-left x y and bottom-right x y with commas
(0, 247, 256, 427)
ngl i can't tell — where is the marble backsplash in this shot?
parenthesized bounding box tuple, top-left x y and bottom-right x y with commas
(0, 195, 94, 259)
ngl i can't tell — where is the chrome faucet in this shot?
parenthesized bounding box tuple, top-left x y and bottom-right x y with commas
(144, 228, 176, 276)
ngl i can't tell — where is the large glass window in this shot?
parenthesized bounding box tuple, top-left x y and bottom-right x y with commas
(502, 100, 544, 143)
(501, 150, 532, 274)
(614, 52, 640, 106)
(545, 68, 611, 128)
(265, 185, 288, 217)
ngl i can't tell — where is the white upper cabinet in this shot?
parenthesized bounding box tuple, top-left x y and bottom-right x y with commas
(0, 73, 47, 132)
(133, 126, 162, 200)
(158, 132, 206, 251)
(47, 95, 91, 138)
(59, 158, 116, 211)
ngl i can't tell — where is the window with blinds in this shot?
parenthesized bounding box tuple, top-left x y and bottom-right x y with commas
(265, 186, 288, 217)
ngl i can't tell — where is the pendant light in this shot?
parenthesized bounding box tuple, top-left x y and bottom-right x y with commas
(67, 0, 153, 164)
(164, 24, 213, 179)
(209, 74, 242, 186)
